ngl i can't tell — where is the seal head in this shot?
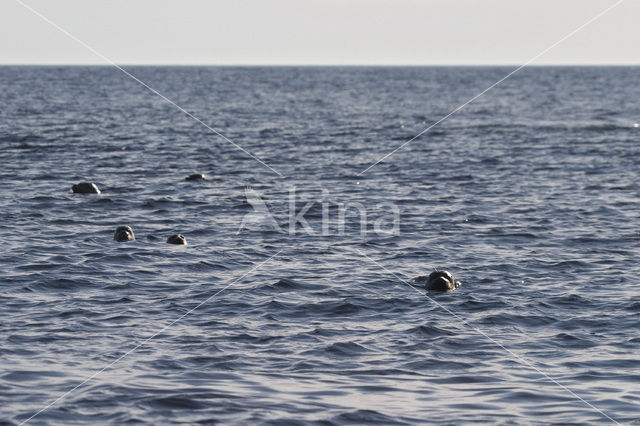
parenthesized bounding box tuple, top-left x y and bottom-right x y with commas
(185, 173, 206, 181)
(426, 270, 461, 291)
(114, 226, 135, 242)
(72, 182, 101, 194)
(167, 234, 187, 245)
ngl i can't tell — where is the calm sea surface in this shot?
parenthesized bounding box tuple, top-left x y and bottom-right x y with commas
(1, 66, 639, 425)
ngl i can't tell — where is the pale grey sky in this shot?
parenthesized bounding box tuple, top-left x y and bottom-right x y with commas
(0, 0, 637, 65)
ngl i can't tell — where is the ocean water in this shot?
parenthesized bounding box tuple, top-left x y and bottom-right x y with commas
(0, 66, 639, 425)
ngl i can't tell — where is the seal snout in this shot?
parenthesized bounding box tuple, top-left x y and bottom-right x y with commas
(426, 270, 461, 291)
(167, 234, 187, 245)
(114, 226, 135, 242)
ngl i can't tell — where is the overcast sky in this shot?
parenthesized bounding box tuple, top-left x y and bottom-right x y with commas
(0, 0, 637, 65)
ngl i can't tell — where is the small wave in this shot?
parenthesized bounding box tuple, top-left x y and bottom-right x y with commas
(258, 278, 326, 292)
(326, 341, 369, 356)
(331, 409, 409, 425)
(407, 324, 457, 337)
(552, 332, 597, 349)
(145, 396, 208, 410)
(2, 370, 66, 382)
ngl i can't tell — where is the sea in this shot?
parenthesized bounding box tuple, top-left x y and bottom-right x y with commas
(0, 66, 639, 425)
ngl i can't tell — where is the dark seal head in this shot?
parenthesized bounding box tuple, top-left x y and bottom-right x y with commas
(71, 182, 101, 194)
(167, 234, 187, 245)
(114, 226, 135, 242)
(185, 173, 206, 181)
(426, 270, 461, 291)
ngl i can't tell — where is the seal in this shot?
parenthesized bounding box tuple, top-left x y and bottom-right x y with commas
(71, 182, 101, 194)
(185, 173, 206, 181)
(426, 270, 461, 291)
(114, 226, 135, 242)
(167, 234, 187, 245)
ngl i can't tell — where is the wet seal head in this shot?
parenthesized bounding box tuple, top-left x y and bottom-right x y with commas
(426, 270, 461, 291)
(114, 226, 135, 242)
(71, 182, 101, 194)
(185, 173, 206, 181)
(167, 234, 187, 245)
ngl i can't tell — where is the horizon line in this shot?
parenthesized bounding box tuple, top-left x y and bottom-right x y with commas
(1, 63, 639, 67)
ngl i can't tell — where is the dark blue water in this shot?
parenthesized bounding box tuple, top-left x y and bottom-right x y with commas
(1, 66, 639, 425)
